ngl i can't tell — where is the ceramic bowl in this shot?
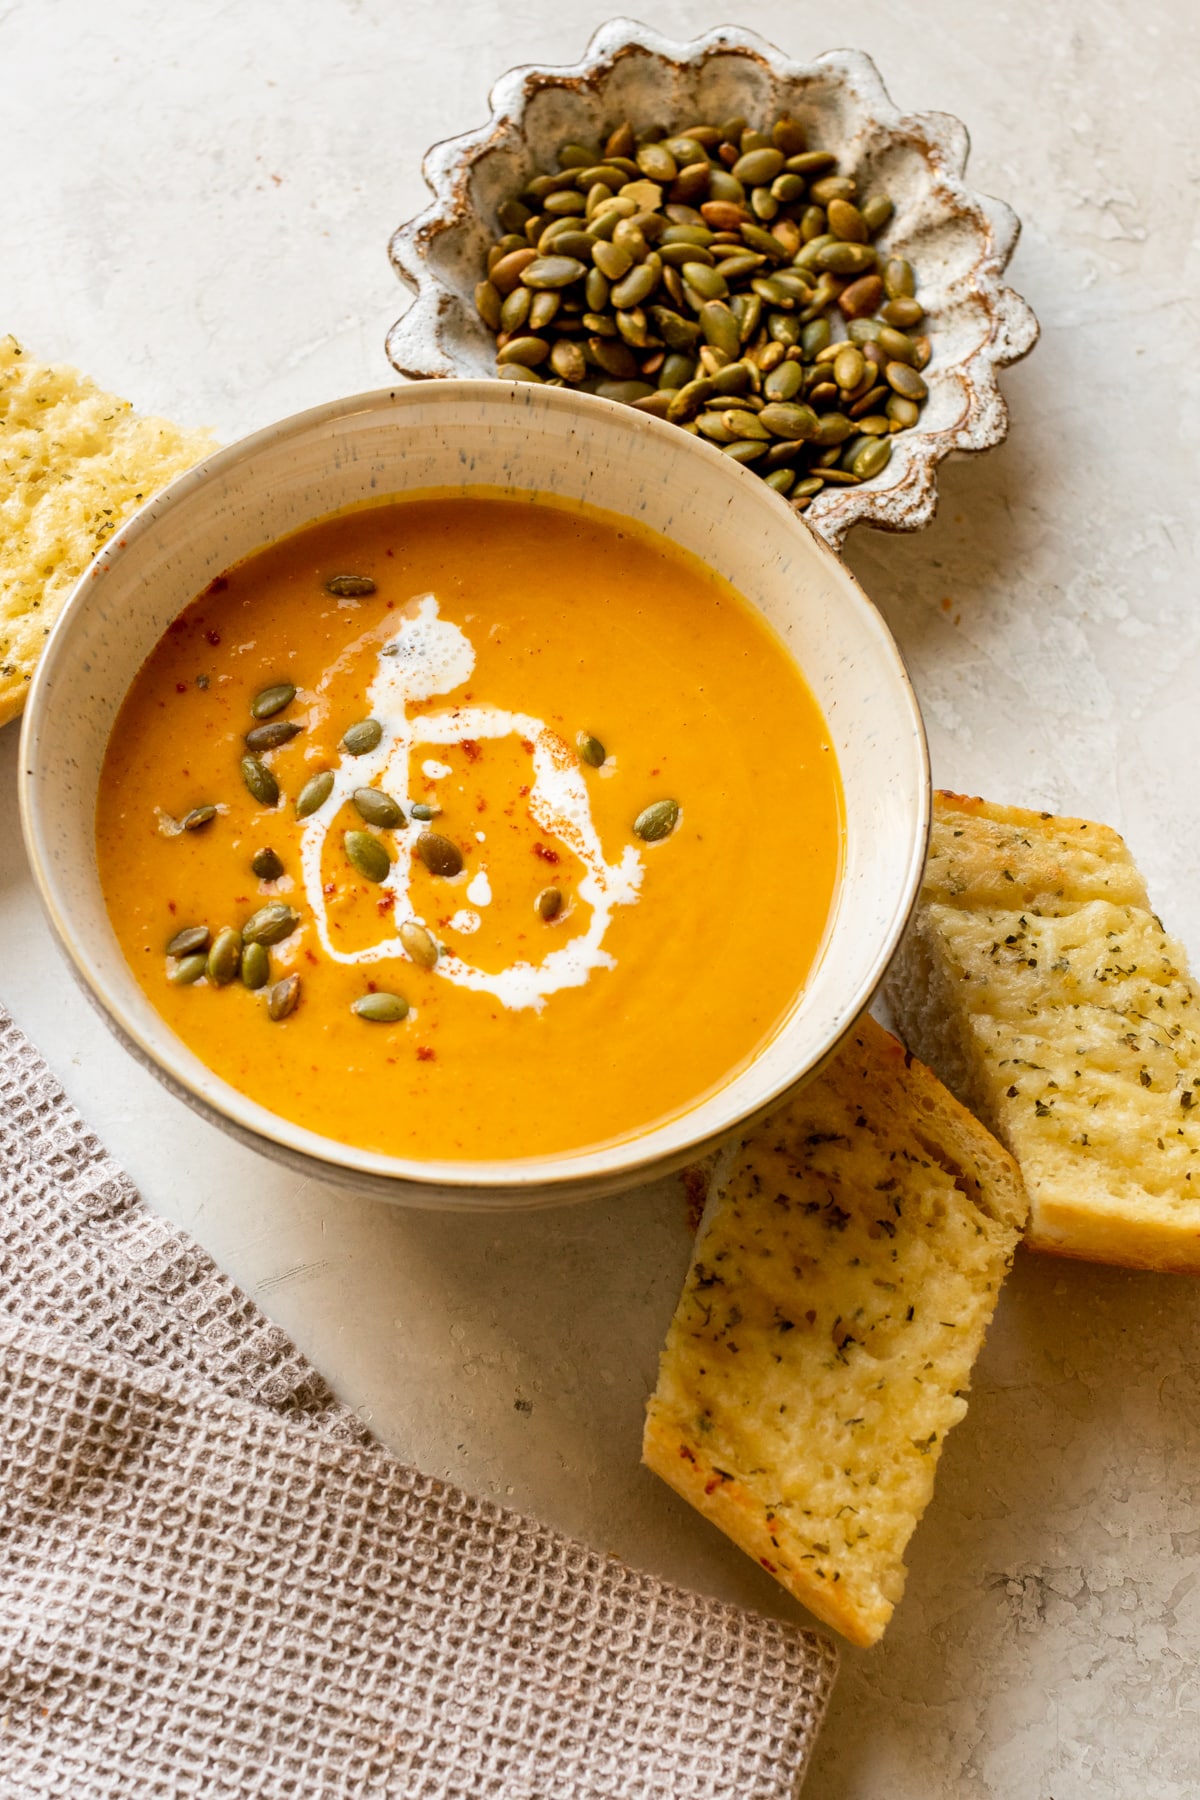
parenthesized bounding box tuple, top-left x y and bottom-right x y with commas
(20, 381, 928, 1210)
(386, 18, 1038, 550)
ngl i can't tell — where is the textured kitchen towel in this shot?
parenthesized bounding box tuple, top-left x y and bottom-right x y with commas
(0, 1005, 837, 1800)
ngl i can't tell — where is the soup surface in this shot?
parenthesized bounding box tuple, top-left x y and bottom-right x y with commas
(97, 492, 843, 1160)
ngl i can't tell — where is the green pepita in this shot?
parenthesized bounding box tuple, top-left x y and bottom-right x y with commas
(885, 361, 928, 401)
(758, 401, 819, 441)
(536, 886, 564, 921)
(206, 927, 242, 986)
(880, 296, 924, 329)
(611, 261, 660, 308)
(243, 903, 300, 946)
(180, 805, 217, 832)
(886, 394, 921, 428)
(576, 730, 606, 767)
(854, 437, 894, 480)
(409, 802, 440, 822)
(416, 831, 464, 878)
(169, 952, 208, 986)
(699, 301, 742, 357)
(834, 345, 865, 392)
(244, 719, 301, 752)
(475, 280, 503, 331)
(167, 925, 210, 957)
(521, 254, 587, 290)
(400, 920, 439, 969)
(344, 831, 392, 883)
(596, 379, 655, 403)
(763, 360, 803, 401)
(352, 991, 409, 1024)
(240, 755, 279, 808)
(499, 285, 532, 333)
(731, 147, 784, 186)
(550, 339, 587, 382)
(342, 718, 383, 756)
(585, 267, 611, 311)
(295, 770, 334, 818)
(325, 574, 376, 598)
(813, 241, 876, 276)
(267, 974, 301, 1021)
(251, 682, 296, 720)
(497, 335, 550, 368)
(826, 198, 868, 243)
(883, 257, 915, 300)
(353, 787, 404, 829)
(251, 846, 285, 881)
(634, 799, 681, 842)
(860, 194, 894, 234)
(723, 439, 768, 464)
(240, 941, 270, 990)
(801, 317, 831, 358)
(593, 239, 631, 280)
(678, 261, 726, 302)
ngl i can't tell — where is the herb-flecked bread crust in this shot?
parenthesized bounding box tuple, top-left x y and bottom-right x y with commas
(644, 1016, 1026, 1648)
(0, 335, 215, 725)
(886, 791, 1200, 1273)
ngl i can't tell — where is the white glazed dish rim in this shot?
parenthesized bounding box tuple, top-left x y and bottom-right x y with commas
(19, 381, 930, 1210)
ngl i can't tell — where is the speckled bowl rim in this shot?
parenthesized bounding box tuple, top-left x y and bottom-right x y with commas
(19, 382, 930, 1210)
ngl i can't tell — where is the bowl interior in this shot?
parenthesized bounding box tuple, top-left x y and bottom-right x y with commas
(20, 381, 928, 1208)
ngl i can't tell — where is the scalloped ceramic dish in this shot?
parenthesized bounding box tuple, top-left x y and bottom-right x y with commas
(387, 18, 1038, 548)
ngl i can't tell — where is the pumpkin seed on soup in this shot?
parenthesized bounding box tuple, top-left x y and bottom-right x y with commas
(267, 974, 301, 1021)
(241, 755, 279, 807)
(345, 830, 392, 883)
(251, 846, 285, 881)
(325, 574, 376, 597)
(576, 731, 606, 767)
(400, 920, 439, 968)
(169, 952, 208, 986)
(241, 941, 271, 990)
(352, 992, 409, 1023)
(416, 831, 463, 878)
(243, 903, 300, 946)
(251, 682, 296, 720)
(634, 799, 681, 842)
(409, 802, 440, 822)
(206, 927, 242, 986)
(536, 886, 563, 921)
(244, 719, 301, 752)
(295, 770, 334, 818)
(353, 787, 404, 829)
(342, 718, 383, 756)
(180, 804, 217, 832)
(167, 925, 210, 957)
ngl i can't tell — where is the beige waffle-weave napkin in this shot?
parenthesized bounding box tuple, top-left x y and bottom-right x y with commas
(0, 1004, 837, 1798)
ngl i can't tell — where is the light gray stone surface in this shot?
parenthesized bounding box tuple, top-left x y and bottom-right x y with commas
(2, 2, 1198, 1793)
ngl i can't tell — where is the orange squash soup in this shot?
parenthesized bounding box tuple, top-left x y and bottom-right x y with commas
(96, 492, 842, 1160)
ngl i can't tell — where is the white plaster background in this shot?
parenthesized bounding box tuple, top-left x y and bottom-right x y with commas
(1, 2, 1198, 1793)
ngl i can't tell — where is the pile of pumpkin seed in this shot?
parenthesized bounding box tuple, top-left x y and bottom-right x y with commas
(475, 114, 929, 502)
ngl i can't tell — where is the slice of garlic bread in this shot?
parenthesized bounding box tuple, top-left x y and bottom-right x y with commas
(644, 1016, 1026, 1647)
(886, 791, 1200, 1273)
(0, 335, 215, 725)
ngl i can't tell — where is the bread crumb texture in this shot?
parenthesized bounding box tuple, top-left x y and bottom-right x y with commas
(643, 1016, 1025, 1647)
(886, 790, 1200, 1273)
(0, 335, 215, 726)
